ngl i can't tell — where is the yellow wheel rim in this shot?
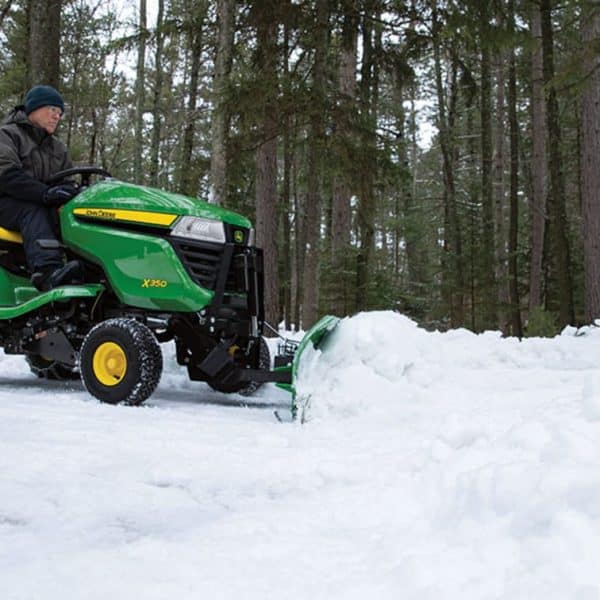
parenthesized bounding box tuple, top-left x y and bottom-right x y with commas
(92, 342, 127, 386)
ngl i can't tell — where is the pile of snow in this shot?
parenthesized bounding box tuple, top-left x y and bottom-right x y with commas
(296, 311, 600, 420)
(2, 311, 600, 598)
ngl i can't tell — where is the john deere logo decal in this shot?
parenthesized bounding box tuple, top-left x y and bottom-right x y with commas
(234, 230, 244, 243)
(83, 208, 117, 219)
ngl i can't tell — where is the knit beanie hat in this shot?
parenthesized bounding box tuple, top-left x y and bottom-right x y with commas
(24, 85, 64, 115)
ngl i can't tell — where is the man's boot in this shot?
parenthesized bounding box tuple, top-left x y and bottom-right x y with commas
(31, 260, 84, 291)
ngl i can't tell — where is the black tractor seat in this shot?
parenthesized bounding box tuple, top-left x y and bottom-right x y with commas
(0, 226, 27, 277)
(0, 226, 23, 245)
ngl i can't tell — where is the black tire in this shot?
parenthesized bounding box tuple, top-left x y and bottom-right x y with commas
(26, 353, 80, 381)
(208, 337, 270, 396)
(79, 318, 162, 405)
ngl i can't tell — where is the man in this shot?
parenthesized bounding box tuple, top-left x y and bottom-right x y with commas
(0, 84, 83, 291)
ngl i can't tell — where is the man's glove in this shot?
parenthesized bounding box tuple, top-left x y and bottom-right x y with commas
(43, 182, 79, 207)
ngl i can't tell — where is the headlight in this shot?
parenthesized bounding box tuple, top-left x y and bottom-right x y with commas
(171, 216, 226, 243)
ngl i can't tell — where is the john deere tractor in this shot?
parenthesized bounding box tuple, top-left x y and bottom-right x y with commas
(0, 167, 338, 407)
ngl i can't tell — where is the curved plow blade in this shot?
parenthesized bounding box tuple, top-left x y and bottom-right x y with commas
(274, 315, 340, 419)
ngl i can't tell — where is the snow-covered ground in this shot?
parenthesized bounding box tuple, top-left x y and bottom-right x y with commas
(2, 311, 600, 599)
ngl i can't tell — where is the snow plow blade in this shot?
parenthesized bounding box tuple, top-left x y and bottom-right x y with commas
(275, 315, 340, 413)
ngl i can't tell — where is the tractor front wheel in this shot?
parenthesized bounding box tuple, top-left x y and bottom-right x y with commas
(80, 318, 162, 405)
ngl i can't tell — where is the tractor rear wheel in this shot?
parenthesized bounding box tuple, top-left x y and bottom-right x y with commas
(79, 318, 162, 405)
(26, 353, 79, 381)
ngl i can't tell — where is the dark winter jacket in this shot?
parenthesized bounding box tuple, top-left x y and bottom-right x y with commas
(0, 107, 72, 205)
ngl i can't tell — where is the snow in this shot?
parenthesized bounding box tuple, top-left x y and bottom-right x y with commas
(2, 310, 600, 599)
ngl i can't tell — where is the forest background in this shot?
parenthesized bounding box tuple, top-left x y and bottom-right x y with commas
(2, 0, 600, 337)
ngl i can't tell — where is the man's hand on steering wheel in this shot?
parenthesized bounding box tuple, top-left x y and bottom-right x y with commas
(43, 166, 112, 206)
(43, 182, 80, 206)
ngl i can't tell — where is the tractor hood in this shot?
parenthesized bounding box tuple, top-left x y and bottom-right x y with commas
(60, 179, 255, 312)
(70, 180, 252, 230)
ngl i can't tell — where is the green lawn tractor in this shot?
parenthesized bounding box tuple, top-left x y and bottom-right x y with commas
(0, 167, 338, 408)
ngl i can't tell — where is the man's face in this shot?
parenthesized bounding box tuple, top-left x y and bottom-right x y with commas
(28, 105, 63, 135)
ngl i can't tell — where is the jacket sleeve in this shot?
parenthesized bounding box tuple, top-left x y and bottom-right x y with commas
(0, 129, 47, 204)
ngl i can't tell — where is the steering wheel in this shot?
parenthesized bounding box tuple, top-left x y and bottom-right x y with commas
(47, 166, 112, 189)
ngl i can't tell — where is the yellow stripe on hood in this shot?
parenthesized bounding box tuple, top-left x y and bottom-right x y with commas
(73, 208, 177, 227)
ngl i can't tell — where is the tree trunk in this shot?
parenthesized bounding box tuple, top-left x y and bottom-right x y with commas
(210, 0, 234, 205)
(278, 24, 294, 330)
(529, 3, 547, 314)
(28, 0, 61, 88)
(494, 45, 508, 334)
(409, 96, 427, 314)
(179, 3, 206, 196)
(399, 55, 428, 314)
(302, 0, 329, 328)
(480, 2, 497, 330)
(89, 108, 98, 164)
(355, 1, 379, 314)
(149, 0, 165, 187)
(581, 1, 600, 323)
(507, 0, 522, 337)
(294, 164, 305, 329)
(133, 0, 147, 184)
(254, 3, 279, 329)
(432, 3, 463, 327)
(540, 0, 574, 326)
(465, 76, 478, 331)
(331, 0, 357, 317)
(158, 40, 177, 189)
(281, 119, 293, 329)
